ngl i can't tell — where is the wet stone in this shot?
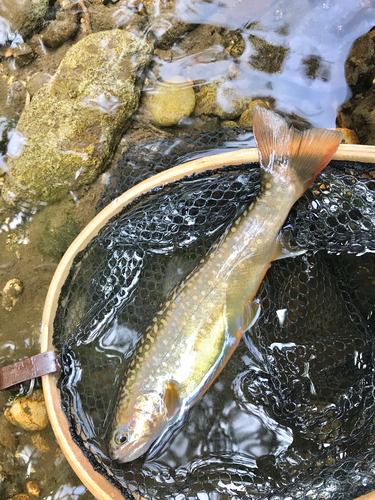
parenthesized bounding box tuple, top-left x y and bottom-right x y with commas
(1, 278, 23, 312)
(88, 2, 121, 32)
(40, 7, 78, 49)
(26, 481, 40, 497)
(238, 99, 271, 127)
(153, 15, 194, 50)
(142, 76, 195, 127)
(194, 77, 250, 120)
(336, 127, 358, 144)
(11, 44, 35, 67)
(37, 213, 81, 261)
(351, 85, 375, 144)
(0, 0, 49, 39)
(25, 73, 52, 98)
(345, 32, 375, 88)
(1, 29, 153, 207)
(177, 23, 226, 61)
(222, 120, 238, 128)
(248, 34, 288, 74)
(0, 415, 16, 450)
(30, 433, 50, 453)
(4, 389, 49, 431)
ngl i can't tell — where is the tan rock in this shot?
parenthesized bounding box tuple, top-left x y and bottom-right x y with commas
(0, 414, 16, 449)
(26, 481, 40, 497)
(222, 120, 238, 128)
(30, 433, 50, 453)
(4, 390, 49, 431)
(336, 127, 358, 144)
(194, 78, 250, 120)
(238, 99, 271, 127)
(2, 278, 23, 311)
(7, 495, 30, 500)
(142, 76, 195, 127)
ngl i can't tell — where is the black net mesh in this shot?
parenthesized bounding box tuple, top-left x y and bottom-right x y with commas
(53, 128, 375, 499)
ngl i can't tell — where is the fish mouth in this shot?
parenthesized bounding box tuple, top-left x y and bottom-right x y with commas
(110, 439, 151, 463)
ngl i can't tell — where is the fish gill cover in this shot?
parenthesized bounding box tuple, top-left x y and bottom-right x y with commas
(53, 127, 375, 500)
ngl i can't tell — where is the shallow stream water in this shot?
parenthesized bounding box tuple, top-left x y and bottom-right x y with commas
(1, 0, 375, 499)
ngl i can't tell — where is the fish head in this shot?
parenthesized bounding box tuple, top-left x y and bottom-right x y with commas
(109, 392, 169, 463)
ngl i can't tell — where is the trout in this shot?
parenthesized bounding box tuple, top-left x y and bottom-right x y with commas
(109, 107, 342, 462)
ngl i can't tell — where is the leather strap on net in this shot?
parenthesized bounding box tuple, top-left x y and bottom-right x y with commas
(0, 351, 61, 391)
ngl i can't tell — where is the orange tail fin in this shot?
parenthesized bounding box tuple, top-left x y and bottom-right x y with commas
(253, 106, 342, 190)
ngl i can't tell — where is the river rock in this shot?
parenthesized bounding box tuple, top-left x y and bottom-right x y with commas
(194, 77, 250, 120)
(238, 99, 271, 127)
(26, 481, 40, 497)
(0, 0, 49, 40)
(39, 6, 78, 49)
(0, 415, 15, 449)
(2, 278, 23, 311)
(143, 76, 195, 126)
(336, 127, 358, 144)
(2, 30, 152, 207)
(345, 32, 375, 88)
(351, 86, 375, 144)
(4, 390, 48, 431)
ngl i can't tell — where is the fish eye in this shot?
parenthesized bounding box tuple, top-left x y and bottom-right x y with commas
(114, 431, 128, 445)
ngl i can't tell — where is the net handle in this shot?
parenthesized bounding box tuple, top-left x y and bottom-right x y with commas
(40, 144, 375, 500)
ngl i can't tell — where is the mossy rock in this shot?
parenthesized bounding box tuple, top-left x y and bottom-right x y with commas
(1, 0, 49, 39)
(2, 30, 153, 207)
(194, 77, 251, 120)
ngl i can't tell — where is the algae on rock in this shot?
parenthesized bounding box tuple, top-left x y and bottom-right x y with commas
(0, 0, 49, 39)
(2, 29, 153, 207)
(194, 77, 251, 120)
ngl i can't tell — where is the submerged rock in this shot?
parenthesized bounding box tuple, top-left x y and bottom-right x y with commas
(351, 87, 375, 144)
(4, 390, 48, 431)
(194, 78, 250, 120)
(25, 73, 52, 98)
(1, 278, 23, 311)
(345, 32, 375, 88)
(142, 76, 195, 127)
(37, 213, 81, 261)
(336, 127, 358, 144)
(2, 30, 152, 207)
(26, 481, 40, 497)
(238, 99, 271, 127)
(0, 0, 49, 40)
(40, 6, 78, 49)
(0, 415, 15, 450)
(30, 433, 50, 453)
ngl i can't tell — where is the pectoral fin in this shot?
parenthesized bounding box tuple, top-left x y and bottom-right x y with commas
(272, 232, 307, 261)
(232, 299, 261, 337)
(164, 382, 181, 417)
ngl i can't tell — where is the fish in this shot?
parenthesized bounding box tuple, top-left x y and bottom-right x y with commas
(108, 106, 342, 463)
